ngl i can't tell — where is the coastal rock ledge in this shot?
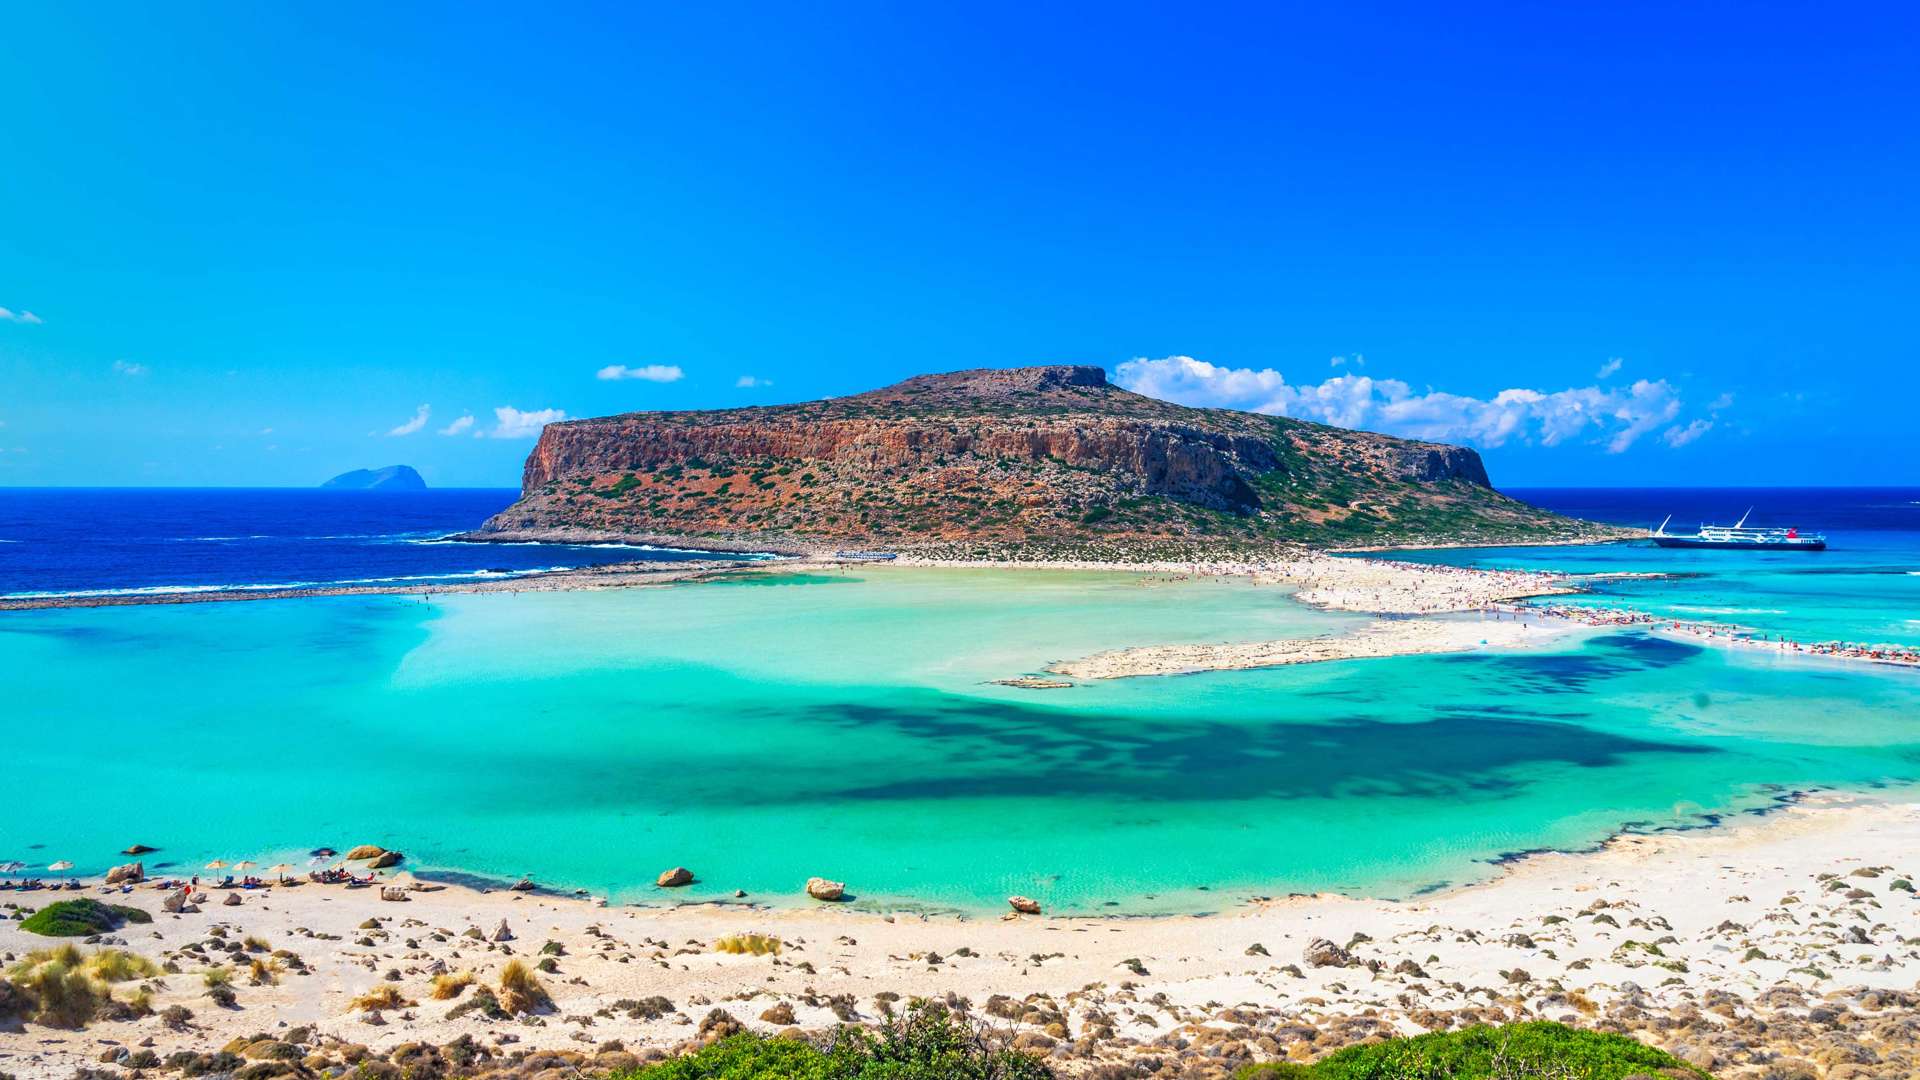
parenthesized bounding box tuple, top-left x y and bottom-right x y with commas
(473, 365, 1612, 554)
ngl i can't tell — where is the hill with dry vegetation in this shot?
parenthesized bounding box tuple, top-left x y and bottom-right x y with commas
(472, 365, 1619, 557)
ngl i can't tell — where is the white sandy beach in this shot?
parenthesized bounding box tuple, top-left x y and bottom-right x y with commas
(6, 796, 1918, 1079)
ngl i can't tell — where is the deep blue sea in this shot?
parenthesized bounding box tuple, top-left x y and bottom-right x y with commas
(0, 488, 729, 598)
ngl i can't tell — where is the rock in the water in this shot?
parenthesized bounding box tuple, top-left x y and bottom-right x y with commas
(368, 850, 404, 869)
(222, 892, 243, 907)
(492, 919, 514, 942)
(344, 845, 385, 862)
(806, 877, 846, 902)
(1303, 937, 1357, 968)
(657, 867, 694, 888)
(104, 862, 144, 885)
(1008, 895, 1042, 915)
(122, 844, 158, 856)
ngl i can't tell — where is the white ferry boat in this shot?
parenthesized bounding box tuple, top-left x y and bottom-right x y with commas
(1651, 510, 1826, 551)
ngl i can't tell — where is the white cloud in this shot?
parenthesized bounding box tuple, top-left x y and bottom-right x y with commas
(0, 307, 42, 325)
(1663, 418, 1714, 447)
(387, 404, 431, 436)
(1113, 355, 1690, 454)
(1328, 354, 1365, 368)
(735, 375, 770, 388)
(439, 414, 476, 436)
(112, 360, 149, 376)
(258, 427, 274, 436)
(1596, 357, 1624, 379)
(597, 363, 684, 383)
(1708, 392, 1735, 411)
(488, 406, 566, 439)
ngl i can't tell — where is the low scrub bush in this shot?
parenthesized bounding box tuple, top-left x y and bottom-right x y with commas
(18, 900, 151, 937)
(1235, 1021, 1708, 1079)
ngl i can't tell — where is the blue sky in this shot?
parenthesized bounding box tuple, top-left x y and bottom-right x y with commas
(2, 3, 1914, 488)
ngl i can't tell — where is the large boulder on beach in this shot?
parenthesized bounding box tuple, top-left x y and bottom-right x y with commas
(492, 919, 514, 942)
(104, 862, 144, 885)
(1303, 937, 1357, 968)
(344, 845, 386, 861)
(380, 888, 410, 902)
(222, 892, 243, 907)
(657, 867, 694, 888)
(368, 850, 404, 869)
(1008, 895, 1042, 915)
(806, 877, 845, 902)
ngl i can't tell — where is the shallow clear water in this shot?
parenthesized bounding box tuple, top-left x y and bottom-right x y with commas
(6, 565, 1920, 913)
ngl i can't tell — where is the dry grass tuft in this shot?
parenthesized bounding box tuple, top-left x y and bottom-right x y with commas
(429, 971, 475, 1000)
(497, 959, 551, 1015)
(346, 985, 414, 1012)
(5, 946, 159, 1029)
(714, 933, 783, 956)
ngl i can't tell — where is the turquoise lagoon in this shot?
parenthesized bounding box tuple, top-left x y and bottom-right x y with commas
(6, 564, 1920, 914)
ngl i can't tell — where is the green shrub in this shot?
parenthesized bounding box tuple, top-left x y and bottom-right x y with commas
(621, 1004, 1051, 1079)
(631, 1035, 832, 1080)
(18, 900, 150, 937)
(1304, 1021, 1707, 1079)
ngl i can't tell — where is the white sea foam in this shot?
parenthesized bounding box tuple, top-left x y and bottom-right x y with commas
(1, 565, 581, 601)
(408, 537, 776, 558)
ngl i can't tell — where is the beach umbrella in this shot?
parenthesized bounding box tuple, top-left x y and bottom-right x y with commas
(266, 863, 294, 882)
(0, 860, 23, 873)
(204, 859, 228, 870)
(47, 861, 73, 872)
(232, 860, 257, 872)
(307, 855, 330, 867)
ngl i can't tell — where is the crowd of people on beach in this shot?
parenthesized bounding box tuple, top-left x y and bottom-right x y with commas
(0, 877, 85, 891)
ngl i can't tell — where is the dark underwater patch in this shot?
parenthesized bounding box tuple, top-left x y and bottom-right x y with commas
(679, 693, 1719, 807)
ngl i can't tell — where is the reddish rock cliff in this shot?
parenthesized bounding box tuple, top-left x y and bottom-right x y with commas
(478, 366, 1591, 554)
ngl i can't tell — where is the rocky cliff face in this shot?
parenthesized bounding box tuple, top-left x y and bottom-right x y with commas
(480, 366, 1596, 553)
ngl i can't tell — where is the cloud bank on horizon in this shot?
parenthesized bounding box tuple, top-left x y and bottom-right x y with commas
(1113, 356, 1727, 455)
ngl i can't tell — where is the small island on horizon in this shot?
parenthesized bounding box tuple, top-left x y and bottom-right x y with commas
(320, 465, 427, 492)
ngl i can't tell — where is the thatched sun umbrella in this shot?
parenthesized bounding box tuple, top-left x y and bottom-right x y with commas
(204, 859, 229, 871)
(266, 863, 294, 883)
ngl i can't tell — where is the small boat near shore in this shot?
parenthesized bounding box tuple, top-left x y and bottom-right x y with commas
(1651, 510, 1826, 551)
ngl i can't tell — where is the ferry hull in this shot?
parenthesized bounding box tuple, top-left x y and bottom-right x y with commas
(1653, 536, 1826, 551)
